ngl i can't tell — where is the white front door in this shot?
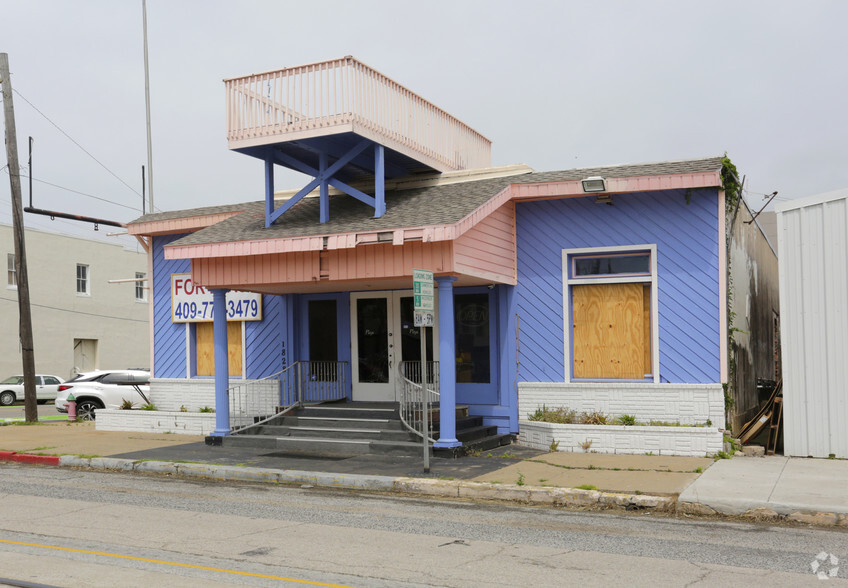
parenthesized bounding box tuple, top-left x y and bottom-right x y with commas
(350, 291, 438, 401)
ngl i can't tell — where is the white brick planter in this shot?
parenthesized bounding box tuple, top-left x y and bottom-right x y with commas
(519, 420, 723, 457)
(518, 382, 725, 428)
(95, 409, 216, 435)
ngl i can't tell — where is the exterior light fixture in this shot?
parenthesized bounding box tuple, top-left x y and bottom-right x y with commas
(581, 176, 606, 193)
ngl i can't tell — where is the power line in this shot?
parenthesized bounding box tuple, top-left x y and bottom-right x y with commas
(0, 295, 148, 324)
(12, 87, 142, 199)
(2, 167, 142, 213)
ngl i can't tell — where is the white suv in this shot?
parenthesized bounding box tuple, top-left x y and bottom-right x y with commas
(55, 370, 151, 420)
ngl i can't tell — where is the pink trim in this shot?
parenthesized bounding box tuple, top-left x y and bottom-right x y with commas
(162, 171, 720, 261)
(509, 171, 721, 201)
(453, 202, 517, 284)
(191, 242, 456, 290)
(128, 211, 245, 237)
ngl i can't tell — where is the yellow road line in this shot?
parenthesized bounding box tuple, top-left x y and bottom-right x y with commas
(0, 538, 354, 587)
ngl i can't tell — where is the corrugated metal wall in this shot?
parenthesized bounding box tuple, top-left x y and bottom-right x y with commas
(778, 190, 848, 457)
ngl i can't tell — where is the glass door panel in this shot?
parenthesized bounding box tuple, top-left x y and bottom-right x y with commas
(356, 297, 389, 384)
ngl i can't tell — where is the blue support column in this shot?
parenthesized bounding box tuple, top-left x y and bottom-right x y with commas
(319, 152, 329, 224)
(210, 288, 231, 436)
(264, 151, 274, 228)
(434, 276, 461, 448)
(374, 144, 385, 218)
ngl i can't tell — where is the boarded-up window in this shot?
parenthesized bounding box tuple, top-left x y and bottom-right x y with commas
(572, 283, 652, 379)
(196, 321, 243, 376)
(566, 247, 655, 381)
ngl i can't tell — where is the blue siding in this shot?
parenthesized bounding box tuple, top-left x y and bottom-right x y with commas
(515, 188, 721, 384)
(152, 234, 190, 378)
(245, 295, 283, 378)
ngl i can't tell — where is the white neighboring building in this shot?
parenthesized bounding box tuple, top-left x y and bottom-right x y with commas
(1, 223, 149, 380)
(777, 189, 848, 458)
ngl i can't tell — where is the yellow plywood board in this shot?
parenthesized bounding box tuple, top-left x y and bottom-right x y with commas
(196, 322, 242, 376)
(573, 283, 645, 379)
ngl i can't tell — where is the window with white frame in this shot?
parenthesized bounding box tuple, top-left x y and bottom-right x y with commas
(563, 245, 658, 382)
(76, 264, 90, 295)
(135, 272, 146, 302)
(7, 253, 16, 288)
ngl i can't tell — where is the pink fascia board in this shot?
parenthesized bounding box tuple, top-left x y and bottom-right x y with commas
(129, 211, 245, 237)
(162, 170, 722, 261)
(507, 171, 722, 201)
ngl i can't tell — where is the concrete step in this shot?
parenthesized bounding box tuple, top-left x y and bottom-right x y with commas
(455, 425, 499, 443)
(295, 405, 399, 420)
(256, 425, 417, 442)
(284, 416, 406, 430)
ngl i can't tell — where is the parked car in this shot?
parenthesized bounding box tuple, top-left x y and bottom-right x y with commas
(54, 370, 151, 420)
(0, 375, 65, 406)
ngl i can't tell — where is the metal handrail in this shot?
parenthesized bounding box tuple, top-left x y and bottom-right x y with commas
(397, 360, 439, 443)
(228, 361, 348, 433)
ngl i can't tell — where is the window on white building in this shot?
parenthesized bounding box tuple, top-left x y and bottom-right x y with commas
(7, 253, 16, 288)
(76, 264, 90, 295)
(135, 272, 146, 302)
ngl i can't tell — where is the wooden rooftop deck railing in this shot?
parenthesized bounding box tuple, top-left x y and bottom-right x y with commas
(225, 56, 491, 171)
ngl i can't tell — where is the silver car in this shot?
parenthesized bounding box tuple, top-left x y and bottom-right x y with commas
(54, 370, 151, 420)
(0, 375, 65, 406)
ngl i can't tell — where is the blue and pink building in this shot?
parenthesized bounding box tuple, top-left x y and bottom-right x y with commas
(123, 58, 776, 454)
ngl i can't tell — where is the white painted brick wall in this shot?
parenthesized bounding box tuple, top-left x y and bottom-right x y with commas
(519, 420, 723, 457)
(150, 378, 280, 415)
(518, 382, 725, 428)
(96, 409, 216, 435)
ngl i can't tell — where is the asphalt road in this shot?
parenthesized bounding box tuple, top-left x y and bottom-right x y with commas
(0, 464, 845, 587)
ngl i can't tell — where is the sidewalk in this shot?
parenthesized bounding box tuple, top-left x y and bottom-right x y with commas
(679, 456, 848, 522)
(1, 420, 847, 526)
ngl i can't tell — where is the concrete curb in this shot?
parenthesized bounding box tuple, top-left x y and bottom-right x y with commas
(56, 456, 398, 491)
(8, 454, 846, 526)
(392, 477, 674, 510)
(677, 500, 848, 528)
(1, 451, 60, 466)
(49, 455, 673, 510)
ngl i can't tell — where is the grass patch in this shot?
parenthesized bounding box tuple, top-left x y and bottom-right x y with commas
(575, 484, 598, 491)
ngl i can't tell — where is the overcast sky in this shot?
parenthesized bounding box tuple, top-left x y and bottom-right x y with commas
(2, 0, 847, 248)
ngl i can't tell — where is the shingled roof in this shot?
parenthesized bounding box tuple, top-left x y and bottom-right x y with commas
(129, 156, 724, 247)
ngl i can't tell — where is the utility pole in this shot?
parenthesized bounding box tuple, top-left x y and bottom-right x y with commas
(1, 53, 38, 423)
(142, 0, 154, 213)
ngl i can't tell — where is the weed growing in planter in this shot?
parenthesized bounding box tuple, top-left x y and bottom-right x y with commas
(199, 406, 215, 413)
(119, 399, 135, 410)
(528, 405, 578, 423)
(141, 403, 157, 411)
(582, 411, 609, 425)
(616, 414, 637, 426)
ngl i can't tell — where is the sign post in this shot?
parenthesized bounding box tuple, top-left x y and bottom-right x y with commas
(412, 269, 434, 472)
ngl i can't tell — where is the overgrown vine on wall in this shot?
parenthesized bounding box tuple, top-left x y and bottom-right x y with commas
(721, 155, 742, 420)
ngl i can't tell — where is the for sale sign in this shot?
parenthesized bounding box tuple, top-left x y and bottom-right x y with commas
(170, 273, 262, 323)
